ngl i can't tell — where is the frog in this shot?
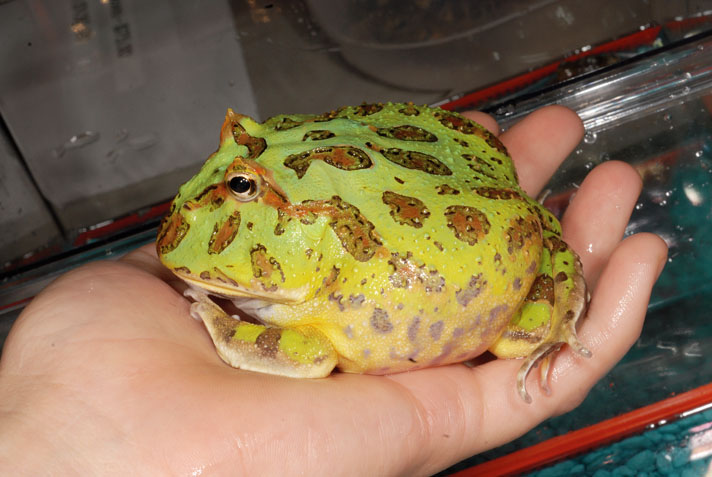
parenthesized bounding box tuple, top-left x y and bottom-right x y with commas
(156, 102, 591, 402)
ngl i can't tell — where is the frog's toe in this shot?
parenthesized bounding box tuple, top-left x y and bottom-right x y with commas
(515, 320, 591, 403)
(492, 235, 591, 402)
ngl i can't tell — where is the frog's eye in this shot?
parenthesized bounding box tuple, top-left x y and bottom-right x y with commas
(226, 172, 260, 201)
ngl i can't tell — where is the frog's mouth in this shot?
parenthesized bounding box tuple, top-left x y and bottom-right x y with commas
(172, 268, 306, 305)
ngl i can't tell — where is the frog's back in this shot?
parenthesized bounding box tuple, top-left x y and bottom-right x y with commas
(237, 103, 546, 373)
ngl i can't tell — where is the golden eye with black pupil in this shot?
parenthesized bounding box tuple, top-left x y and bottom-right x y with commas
(226, 173, 260, 201)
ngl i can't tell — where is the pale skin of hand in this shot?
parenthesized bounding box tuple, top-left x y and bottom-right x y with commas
(0, 106, 667, 476)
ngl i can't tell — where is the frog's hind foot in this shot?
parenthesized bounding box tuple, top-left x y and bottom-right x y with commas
(515, 242, 592, 403)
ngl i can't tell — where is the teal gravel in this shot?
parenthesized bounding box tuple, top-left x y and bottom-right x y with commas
(527, 408, 712, 476)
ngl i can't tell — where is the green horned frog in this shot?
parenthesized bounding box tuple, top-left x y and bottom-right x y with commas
(157, 102, 591, 402)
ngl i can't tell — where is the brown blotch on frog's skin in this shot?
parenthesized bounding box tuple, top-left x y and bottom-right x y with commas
(183, 184, 226, 212)
(250, 244, 286, 290)
(370, 308, 393, 333)
(174, 266, 191, 275)
(453, 137, 469, 147)
(555, 271, 569, 283)
(374, 145, 453, 176)
(354, 103, 384, 116)
(444, 205, 491, 246)
(157, 213, 190, 255)
(394, 176, 405, 184)
(473, 128, 508, 155)
(397, 104, 420, 116)
(526, 275, 555, 306)
(475, 187, 523, 200)
(273, 117, 303, 130)
(232, 121, 266, 160)
(387, 252, 445, 292)
(302, 130, 335, 141)
(513, 277, 522, 291)
(200, 271, 211, 280)
(382, 191, 431, 228)
(256, 328, 282, 358)
(284, 146, 373, 179)
(433, 110, 480, 135)
(208, 211, 241, 255)
(436, 184, 460, 195)
(324, 196, 382, 262)
(375, 125, 437, 142)
(505, 216, 539, 255)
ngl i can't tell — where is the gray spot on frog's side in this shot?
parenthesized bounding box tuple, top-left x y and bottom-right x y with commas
(370, 308, 393, 333)
(513, 277, 522, 291)
(488, 305, 509, 324)
(408, 316, 421, 342)
(452, 327, 464, 339)
(329, 291, 345, 312)
(456, 273, 487, 307)
(429, 321, 444, 341)
(349, 294, 366, 308)
(526, 260, 538, 275)
(344, 324, 354, 339)
(363, 349, 371, 358)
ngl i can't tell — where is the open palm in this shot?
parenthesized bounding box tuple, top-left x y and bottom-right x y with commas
(0, 106, 667, 476)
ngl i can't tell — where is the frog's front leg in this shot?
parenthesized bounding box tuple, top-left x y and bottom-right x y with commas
(185, 289, 338, 378)
(489, 231, 591, 403)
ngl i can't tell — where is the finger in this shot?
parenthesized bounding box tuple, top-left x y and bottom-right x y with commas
(499, 106, 584, 195)
(461, 110, 500, 135)
(121, 243, 176, 282)
(561, 161, 643, 288)
(547, 232, 668, 413)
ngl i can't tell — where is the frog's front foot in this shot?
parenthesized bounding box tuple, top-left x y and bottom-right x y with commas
(184, 289, 338, 378)
(490, 236, 592, 403)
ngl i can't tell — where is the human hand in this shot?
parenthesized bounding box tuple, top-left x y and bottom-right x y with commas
(0, 106, 667, 476)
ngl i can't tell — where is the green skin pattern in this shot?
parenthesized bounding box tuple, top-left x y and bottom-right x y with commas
(157, 103, 590, 402)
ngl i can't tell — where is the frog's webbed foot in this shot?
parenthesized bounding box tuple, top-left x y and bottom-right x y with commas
(184, 288, 338, 378)
(490, 235, 591, 403)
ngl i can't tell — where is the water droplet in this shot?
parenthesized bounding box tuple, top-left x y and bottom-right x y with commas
(492, 51, 501, 61)
(663, 113, 671, 121)
(54, 131, 101, 158)
(682, 86, 691, 95)
(583, 131, 597, 144)
(574, 148, 583, 155)
(600, 152, 610, 161)
(584, 161, 595, 170)
(684, 72, 692, 79)
(635, 202, 644, 210)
